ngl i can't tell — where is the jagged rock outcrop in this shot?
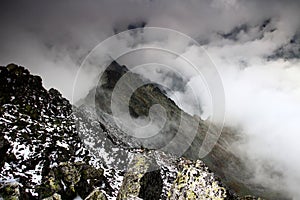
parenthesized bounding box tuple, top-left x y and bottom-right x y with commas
(117, 154, 162, 200)
(167, 160, 227, 200)
(0, 182, 20, 200)
(42, 193, 62, 200)
(0, 64, 108, 199)
(85, 188, 107, 200)
(38, 162, 105, 199)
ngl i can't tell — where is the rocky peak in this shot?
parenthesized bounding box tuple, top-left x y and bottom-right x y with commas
(0, 64, 104, 199)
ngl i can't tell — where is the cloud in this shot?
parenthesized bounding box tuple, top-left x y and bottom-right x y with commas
(178, 33, 300, 199)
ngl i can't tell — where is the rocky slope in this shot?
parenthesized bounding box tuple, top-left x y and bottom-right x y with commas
(0, 63, 277, 200)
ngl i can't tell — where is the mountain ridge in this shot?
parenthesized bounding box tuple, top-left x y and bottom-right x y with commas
(0, 63, 288, 200)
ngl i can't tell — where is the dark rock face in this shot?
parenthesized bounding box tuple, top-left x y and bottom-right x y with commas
(138, 170, 163, 200)
(94, 60, 193, 151)
(116, 154, 164, 200)
(0, 133, 10, 170)
(95, 61, 129, 114)
(0, 64, 104, 199)
(268, 33, 300, 60)
(113, 21, 147, 34)
(38, 162, 104, 199)
(0, 182, 20, 200)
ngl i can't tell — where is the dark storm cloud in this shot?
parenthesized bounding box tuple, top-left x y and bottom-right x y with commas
(1, 0, 299, 66)
(1, 0, 299, 71)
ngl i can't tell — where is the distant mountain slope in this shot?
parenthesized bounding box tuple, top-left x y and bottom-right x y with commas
(81, 60, 290, 200)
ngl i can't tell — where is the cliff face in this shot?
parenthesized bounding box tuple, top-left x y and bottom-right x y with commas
(0, 63, 279, 200)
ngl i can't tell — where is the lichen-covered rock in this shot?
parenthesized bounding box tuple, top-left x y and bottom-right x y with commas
(38, 162, 105, 199)
(84, 188, 107, 200)
(42, 193, 61, 200)
(168, 159, 228, 200)
(0, 182, 20, 200)
(117, 154, 162, 200)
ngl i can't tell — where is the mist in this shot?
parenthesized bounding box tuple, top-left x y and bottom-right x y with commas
(1, 0, 300, 198)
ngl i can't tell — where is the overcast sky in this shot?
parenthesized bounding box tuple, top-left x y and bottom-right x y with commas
(1, 0, 300, 199)
(1, 0, 299, 100)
